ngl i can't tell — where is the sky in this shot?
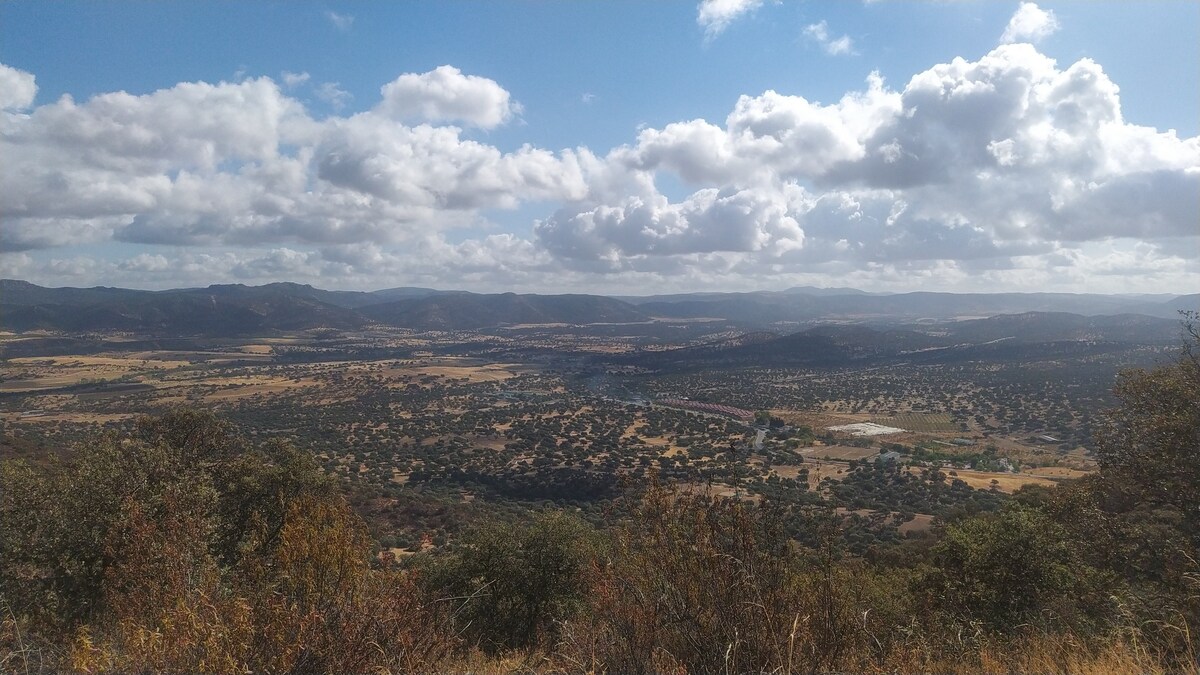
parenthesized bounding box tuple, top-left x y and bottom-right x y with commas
(1, 1, 1197, 294)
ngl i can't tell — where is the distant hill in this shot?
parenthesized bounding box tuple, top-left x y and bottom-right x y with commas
(0, 281, 648, 335)
(0, 281, 368, 335)
(2, 279, 1194, 336)
(624, 312, 1185, 372)
(1162, 294, 1200, 315)
(927, 312, 1184, 345)
(360, 293, 649, 330)
(629, 289, 1192, 324)
(781, 285, 874, 296)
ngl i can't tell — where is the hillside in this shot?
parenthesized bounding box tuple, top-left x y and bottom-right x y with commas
(0, 281, 368, 335)
(633, 289, 1196, 324)
(625, 313, 1182, 372)
(2, 279, 1194, 336)
(360, 292, 649, 330)
(0, 281, 650, 335)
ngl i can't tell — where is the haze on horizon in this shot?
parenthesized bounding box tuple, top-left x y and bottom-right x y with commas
(1, 1, 1197, 296)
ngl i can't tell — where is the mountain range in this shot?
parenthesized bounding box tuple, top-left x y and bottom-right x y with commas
(0, 279, 1194, 337)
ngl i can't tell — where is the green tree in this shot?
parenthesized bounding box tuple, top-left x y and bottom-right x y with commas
(423, 512, 596, 651)
(922, 505, 1090, 630)
(1093, 314, 1200, 536)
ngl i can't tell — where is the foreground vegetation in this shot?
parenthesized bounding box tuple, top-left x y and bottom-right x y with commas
(2, 330, 1197, 673)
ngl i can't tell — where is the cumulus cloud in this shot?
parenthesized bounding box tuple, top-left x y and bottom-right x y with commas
(0, 63, 37, 110)
(534, 43, 1198, 286)
(621, 71, 900, 185)
(1001, 2, 1060, 44)
(0, 64, 586, 254)
(378, 65, 520, 129)
(697, 0, 763, 39)
(803, 21, 855, 56)
(536, 185, 806, 262)
(2, 42, 1197, 294)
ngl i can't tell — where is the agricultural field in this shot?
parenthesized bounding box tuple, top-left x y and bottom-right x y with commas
(870, 412, 959, 433)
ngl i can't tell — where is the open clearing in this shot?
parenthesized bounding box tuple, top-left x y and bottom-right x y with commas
(0, 355, 192, 392)
(800, 445, 881, 461)
(828, 422, 906, 437)
(1025, 466, 1092, 479)
(935, 468, 1058, 493)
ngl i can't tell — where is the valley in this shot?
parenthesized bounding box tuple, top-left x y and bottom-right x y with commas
(3, 283, 1184, 556)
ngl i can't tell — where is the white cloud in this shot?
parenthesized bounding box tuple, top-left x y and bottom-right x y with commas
(314, 81, 351, 110)
(0, 64, 584, 253)
(378, 65, 520, 129)
(697, 0, 763, 39)
(325, 11, 354, 32)
(535, 43, 1198, 286)
(281, 71, 310, 88)
(0, 63, 37, 110)
(535, 185, 806, 262)
(803, 21, 855, 56)
(313, 115, 588, 211)
(2, 43, 1197, 294)
(118, 253, 170, 272)
(622, 71, 900, 185)
(1001, 2, 1060, 44)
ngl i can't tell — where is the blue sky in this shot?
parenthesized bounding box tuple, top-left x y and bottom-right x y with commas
(1, 1, 1197, 293)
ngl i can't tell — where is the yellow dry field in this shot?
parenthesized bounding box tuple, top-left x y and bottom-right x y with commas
(574, 344, 637, 354)
(770, 465, 805, 480)
(1025, 466, 1092, 479)
(1, 356, 190, 392)
(409, 364, 518, 382)
(775, 461, 851, 488)
(620, 422, 641, 440)
(237, 344, 274, 354)
(202, 379, 316, 401)
(1, 411, 135, 424)
(340, 359, 522, 384)
(899, 513, 935, 534)
(932, 468, 1058, 493)
(800, 445, 880, 461)
(7, 356, 186, 367)
(806, 463, 850, 487)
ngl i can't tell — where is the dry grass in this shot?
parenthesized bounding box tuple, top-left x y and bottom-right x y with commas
(898, 512, 935, 534)
(800, 445, 881, 461)
(1, 412, 135, 424)
(237, 344, 274, 354)
(1025, 466, 1093, 479)
(935, 467, 1059, 493)
(203, 381, 315, 401)
(0, 355, 191, 393)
